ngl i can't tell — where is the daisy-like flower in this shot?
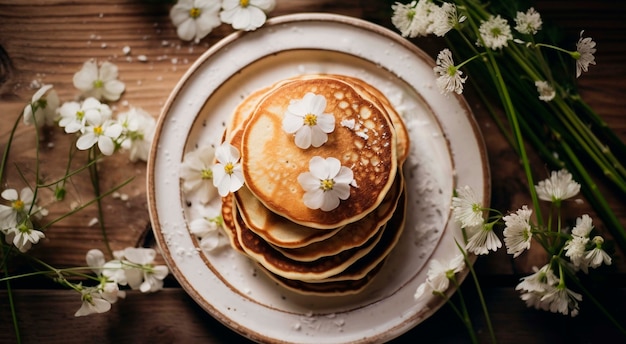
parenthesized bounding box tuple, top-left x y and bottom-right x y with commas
(0, 187, 45, 226)
(585, 236, 612, 269)
(534, 80, 556, 102)
(220, 0, 276, 31)
(297, 156, 355, 212)
(180, 145, 218, 203)
(535, 169, 581, 204)
(74, 287, 112, 317)
(58, 97, 112, 134)
(414, 254, 465, 301)
(76, 108, 123, 156)
(477, 15, 513, 50)
(564, 235, 589, 270)
(170, 0, 221, 43)
(433, 49, 467, 95)
(282, 92, 335, 149)
(465, 222, 502, 255)
(121, 247, 169, 293)
(189, 214, 224, 252)
(516, 264, 558, 293)
(211, 142, 245, 197)
(514, 7, 542, 35)
(502, 205, 533, 258)
(116, 107, 156, 162)
(73, 60, 126, 102)
(23, 84, 60, 127)
(391, 0, 438, 38)
(571, 214, 594, 237)
(451, 185, 484, 228)
(574, 30, 596, 78)
(540, 283, 583, 317)
(429, 2, 465, 37)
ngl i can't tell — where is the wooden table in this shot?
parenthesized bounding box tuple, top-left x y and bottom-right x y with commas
(1, 1, 625, 343)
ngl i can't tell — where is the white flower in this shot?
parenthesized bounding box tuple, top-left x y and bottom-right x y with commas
(4, 218, 45, 253)
(540, 283, 583, 317)
(585, 236, 612, 269)
(58, 97, 112, 134)
(190, 214, 224, 252)
(23, 84, 60, 127)
(76, 108, 123, 155)
(74, 287, 112, 317)
(564, 235, 589, 270)
(180, 145, 219, 203)
(73, 60, 125, 101)
(429, 2, 465, 37)
(574, 30, 596, 78)
(211, 142, 245, 197)
(514, 7, 542, 35)
(121, 247, 169, 293)
(433, 49, 467, 95)
(85, 249, 126, 302)
(391, 0, 438, 38)
(297, 156, 355, 212)
(465, 223, 502, 255)
(571, 214, 594, 237)
(502, 205, 533, 258)
(535, 169, 581, 204)
(477, 15, 513, 50)
(414, 254, 465, 301)
(0, 187, 45, 228)
(282, 92, 335, 149)
(534, 80, 555, 102)
(220, 0, 275, 31)
(170, 0, 221, 43)
(516, 264, 558, 293)
(117, 107, 156, 162)
(451, 185, 484, 228)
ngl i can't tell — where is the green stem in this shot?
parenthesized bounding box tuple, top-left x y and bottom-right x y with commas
(1, 244, 21, 344)
(87, 148, 113, 257)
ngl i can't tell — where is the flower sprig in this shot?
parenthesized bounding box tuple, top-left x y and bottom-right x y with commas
(1, 58, 164, 339)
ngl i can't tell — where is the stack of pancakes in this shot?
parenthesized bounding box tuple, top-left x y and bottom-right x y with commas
(218, 74, 409, 295)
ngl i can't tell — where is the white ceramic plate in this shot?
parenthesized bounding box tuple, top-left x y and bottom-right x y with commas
(148, 13, 489, 344)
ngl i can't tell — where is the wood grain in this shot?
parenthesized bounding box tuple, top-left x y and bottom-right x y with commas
(1, 0, 625, 343)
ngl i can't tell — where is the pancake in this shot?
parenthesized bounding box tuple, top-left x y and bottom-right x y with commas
(234, 207, 386, 281)
(235, 185, 343, 248)
(220, 193, 245, 254)
(241, 77, 398, 229)
(272, 171, 403, 261)
(260, 260, 385, 296)
(293, 74, 410, 165)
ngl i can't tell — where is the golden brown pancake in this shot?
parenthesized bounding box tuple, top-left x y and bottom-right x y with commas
(271, 171, 403, 261)
(241, 77, 398, 229)
(220, 193, 245, 254)
(234, 207, 386, 281)
(235, 185, 343, 248)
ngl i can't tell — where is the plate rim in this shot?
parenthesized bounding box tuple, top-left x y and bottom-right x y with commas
(147, 12, 491, 344)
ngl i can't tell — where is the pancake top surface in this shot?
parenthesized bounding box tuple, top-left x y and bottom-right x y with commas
(241, 77, 397, 228)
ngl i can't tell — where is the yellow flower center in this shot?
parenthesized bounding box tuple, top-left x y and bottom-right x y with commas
(303, 113, 317, 126)
(320, 178, 334, 191)
(12, 199, 24, 211)
(189, 7, 201, 18)
(240, 0, 250, 7)
(93, 79, 104, 89)
(76, 110, 85, 120)
(201, 168, 213, 180)
(93, 126, 103, 135)
(224, 162, 235, 175)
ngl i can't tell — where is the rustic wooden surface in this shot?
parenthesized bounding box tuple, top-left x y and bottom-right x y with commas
(1, 0, 625, 343)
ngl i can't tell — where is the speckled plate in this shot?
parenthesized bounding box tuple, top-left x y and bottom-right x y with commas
(147, 13, 489, 344)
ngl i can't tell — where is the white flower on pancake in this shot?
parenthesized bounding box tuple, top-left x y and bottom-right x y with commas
(297, 156, 354, 211)
(180, 145, 218, 204)
(282, 92, 335, 149)
(220, 0, 276, 32)
(211, 142, 244, 197)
